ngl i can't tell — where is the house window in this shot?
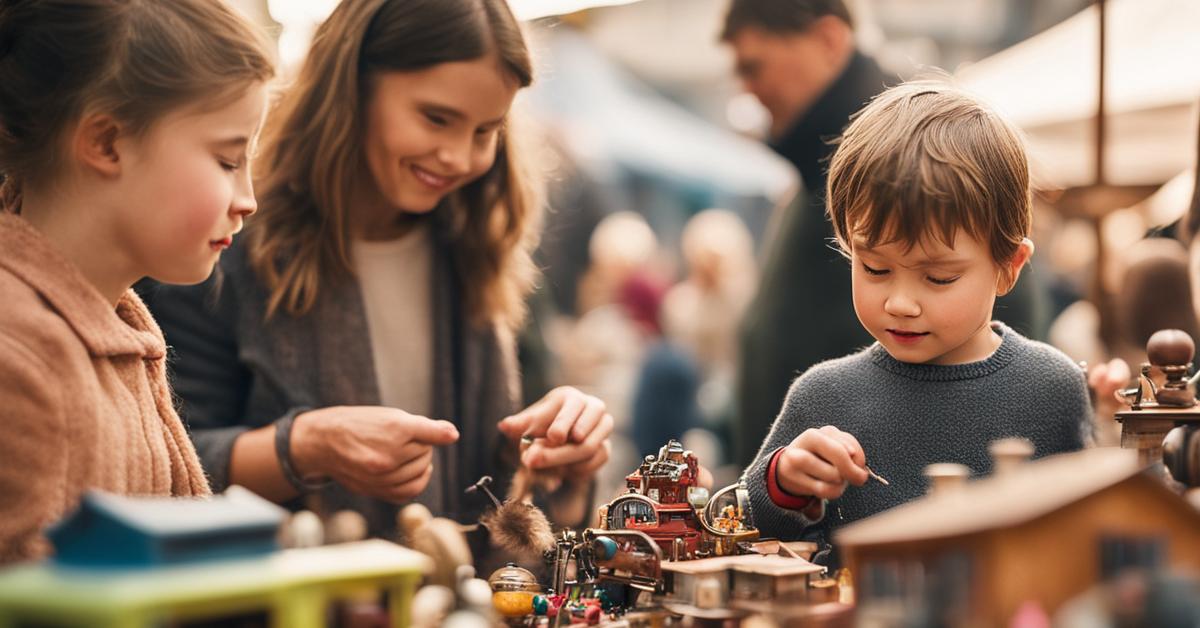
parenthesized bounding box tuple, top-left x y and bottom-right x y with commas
(1099, 535, 1166, 579)
(859, 552, 974, 625)
(607, 498, 656, 528)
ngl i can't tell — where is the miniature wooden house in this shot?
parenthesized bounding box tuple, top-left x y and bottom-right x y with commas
(661, 554, 825, 619)
(836, 448, 1200, 626)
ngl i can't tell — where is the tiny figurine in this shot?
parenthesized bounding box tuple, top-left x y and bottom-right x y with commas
(396, 503, 474, 589)
(325, 509, 368, 545)
(1115, 328, 1200, 481)
(530, 582, 622, 626)
(442, 566, 501, 628)
(280, 510, 324, 549)
(410, 584, 456, 628)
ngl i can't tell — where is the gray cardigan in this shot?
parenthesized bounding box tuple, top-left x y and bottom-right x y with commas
(140, 216, 522, 538)
(742, 322, 1091, 550)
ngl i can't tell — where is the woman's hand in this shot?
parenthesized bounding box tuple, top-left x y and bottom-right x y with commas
(497, 386, 614, 484)
(290, 406, 459, 503)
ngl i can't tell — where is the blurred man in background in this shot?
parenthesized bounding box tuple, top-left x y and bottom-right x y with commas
(723, 0, 884, 468)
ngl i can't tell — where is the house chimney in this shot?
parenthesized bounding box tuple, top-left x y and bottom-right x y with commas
(989, 438, 1035, 475)
(923, 463, 970, 495)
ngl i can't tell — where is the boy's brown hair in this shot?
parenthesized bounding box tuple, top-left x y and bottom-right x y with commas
(826, 80, 1031, 268)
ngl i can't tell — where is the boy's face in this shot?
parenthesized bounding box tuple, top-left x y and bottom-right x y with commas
(850, 229, 1030, 365)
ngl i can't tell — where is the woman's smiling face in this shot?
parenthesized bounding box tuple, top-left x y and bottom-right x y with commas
(359, 55, 518, 215)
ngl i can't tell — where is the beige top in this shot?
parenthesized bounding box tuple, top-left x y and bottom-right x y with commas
(352, 226, 442, 510)
(352, 226, 434, 418)
(0, 213, 210, 564)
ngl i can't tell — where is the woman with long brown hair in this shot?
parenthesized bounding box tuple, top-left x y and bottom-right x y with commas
(142, 0, 612, 543)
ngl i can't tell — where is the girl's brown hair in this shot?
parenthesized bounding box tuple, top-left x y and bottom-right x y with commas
(0, 0, 275, 212)
(827, 81, 1031, 267)
(249, 0, 542, 330)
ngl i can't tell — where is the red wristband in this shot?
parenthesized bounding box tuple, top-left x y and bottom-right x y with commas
(766, 447, 815, 510)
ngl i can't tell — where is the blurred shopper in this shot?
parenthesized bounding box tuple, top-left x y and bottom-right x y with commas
(661, 209, 757, 461)
(662, 209, 756, 382)
(720, 0, 882, 467)
(558, 211, 661, 496)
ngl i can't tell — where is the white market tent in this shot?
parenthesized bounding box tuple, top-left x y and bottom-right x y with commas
(957, 0, 1200, 189)
(524, 27, 795, 201)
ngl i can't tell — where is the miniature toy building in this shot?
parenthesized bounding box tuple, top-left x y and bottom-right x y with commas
(0, 488, 431, 627)
(598, 439, 759, 559)
(661, 554, 850, 625)
(0, 538, 429, 628)
(1115, 329, 1200, 477)
(49, 486, 285, 568)
(485, 439, 838, 625)
(835, 447, 1200, 626)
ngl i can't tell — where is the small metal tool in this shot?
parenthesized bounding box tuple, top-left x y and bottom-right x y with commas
(864, 465, 890, 486)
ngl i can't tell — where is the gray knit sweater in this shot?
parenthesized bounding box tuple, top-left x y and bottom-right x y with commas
(742, 322, 1090, 547)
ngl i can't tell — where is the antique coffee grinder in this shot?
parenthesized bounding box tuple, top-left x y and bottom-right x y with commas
(1114, 329, 1200, 487)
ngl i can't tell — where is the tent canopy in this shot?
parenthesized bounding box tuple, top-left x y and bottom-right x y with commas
(958, 0, 1200, 188)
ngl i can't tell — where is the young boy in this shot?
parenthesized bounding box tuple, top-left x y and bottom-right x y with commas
(742, 81, 1091, 555)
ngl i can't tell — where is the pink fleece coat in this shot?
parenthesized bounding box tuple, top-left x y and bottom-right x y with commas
(0, 213, 210, 563)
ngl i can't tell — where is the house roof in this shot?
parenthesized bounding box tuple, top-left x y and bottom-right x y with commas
(661, 554, 824, 576)
(60, 485, 286, 540)
(835, 447, 1198, 547)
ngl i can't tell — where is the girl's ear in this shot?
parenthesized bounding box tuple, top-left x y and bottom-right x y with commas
(74, 113, 123, 178)
(998, 237, 1035, 296)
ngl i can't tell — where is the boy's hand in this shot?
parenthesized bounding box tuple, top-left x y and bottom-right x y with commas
(776, 426, 869, 500)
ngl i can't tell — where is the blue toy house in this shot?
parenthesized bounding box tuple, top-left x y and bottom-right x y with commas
(48, 485, 286, 568)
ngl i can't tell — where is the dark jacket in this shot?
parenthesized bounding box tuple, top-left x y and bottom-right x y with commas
(734, 52, 1048, 467)
(140, 212, 522, 539)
